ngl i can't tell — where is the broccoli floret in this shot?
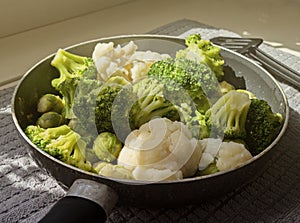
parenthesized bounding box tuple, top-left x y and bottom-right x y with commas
(176, 103, 210, 139)
(95, 76, 131, 135)
(50, 49, 97, 119)
(205, 90, 251, 139)
(71, 78, 103, 145)
(95, 84, 123, 134)
(110, 87, 137, 142)
(147, 58, 222, 114)
(25, 125, 92, 171)
(188, 110, 210, 139)
(25, 124, 71, 149)
(129, 77, 180, 129)
(245, 99, 283, 155)
(176, 34, 225, 80)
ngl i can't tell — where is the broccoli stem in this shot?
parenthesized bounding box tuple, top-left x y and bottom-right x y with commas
(205, 90, 251, 139)
(47, 131, 81, 156)
(142, 97, 164, 113)
(136, 104, 176, 127)
(41, 125, 72, 139)
(61, 85, 76, 119)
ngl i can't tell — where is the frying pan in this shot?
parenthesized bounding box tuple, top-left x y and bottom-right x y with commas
(11, 35, 289, 222)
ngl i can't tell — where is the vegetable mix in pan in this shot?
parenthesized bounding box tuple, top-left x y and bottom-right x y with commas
(25, 34, 283, 181)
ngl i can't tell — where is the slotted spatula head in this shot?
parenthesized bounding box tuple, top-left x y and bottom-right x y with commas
(210, 37, 263, 54)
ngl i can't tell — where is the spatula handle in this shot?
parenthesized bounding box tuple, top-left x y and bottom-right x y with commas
(248, 47, 300, 89)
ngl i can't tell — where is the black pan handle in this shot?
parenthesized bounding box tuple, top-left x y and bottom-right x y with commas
(248, 47, 300, 89)
(39, 179, 118, 223)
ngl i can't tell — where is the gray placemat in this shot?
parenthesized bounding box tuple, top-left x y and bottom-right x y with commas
(1, 19, 299, 223)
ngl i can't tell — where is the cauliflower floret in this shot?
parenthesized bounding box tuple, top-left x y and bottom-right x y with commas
(128, 51, 171, 83)
(132, 166, 183, 181)
(216, 141, 253, 171)
(92, 41, 171, 83)
(198, 138, 253, 173)
(92, 41, 137, 81)
(94, 162, 134, 180)
(198, 138, 222, 170)
(118, 118, 203, 181)
(130, 50, 171, 61)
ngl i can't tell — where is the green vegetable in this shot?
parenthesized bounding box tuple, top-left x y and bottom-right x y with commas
(205, 90, 251, 139)
(187, 110, 210, 139)
(110, 87, 136, 142)
(95, 76, 130, 135)
(50, 49, 97, 119)
(36, 111, 65, 128)
(71, 78, 103, 145)
(37, 94, 64, 114)
(219, 81, 235, 95)
(147, 58, 222, 114)
(236, 89, 256, 99)
(92, 132, 123, 162)
(25, 125, 92, 171)
(245, 98, 283, 155)
(129, 77, 180, 129)
(112, 61, 220, 140)
(176, 33, 225, 80)
(71, 76, 130, 144)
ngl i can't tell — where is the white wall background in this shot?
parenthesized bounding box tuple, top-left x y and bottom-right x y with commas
(0, 0, 134, 37)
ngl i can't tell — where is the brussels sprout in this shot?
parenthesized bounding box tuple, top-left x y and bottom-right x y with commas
(92, 132, 122, 162)
(36, 111, 65, 128)
(37, 94, 64, 114)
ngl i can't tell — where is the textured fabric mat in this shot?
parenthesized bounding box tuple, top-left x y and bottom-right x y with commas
(1, 19, 299, 222)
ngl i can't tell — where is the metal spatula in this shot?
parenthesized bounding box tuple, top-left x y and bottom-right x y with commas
(210, 36, 300, 89)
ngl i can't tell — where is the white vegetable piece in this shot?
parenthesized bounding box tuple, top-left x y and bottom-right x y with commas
(198, 138, 253, 172)
(198, 138, 222, 170)
(130, 50, 170, 61)
(132, 166, 183, 181)
(216, 141, 253, 171)
(92, 41, 171, 83)
(118, 118, 203, 181)
(92, 41, 137, 81)
(94, 162, 134, 180)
